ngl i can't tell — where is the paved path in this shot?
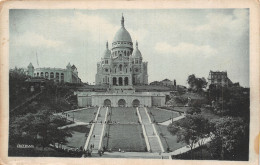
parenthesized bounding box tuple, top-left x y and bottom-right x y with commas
(162, 136, 212, 156)
(158, 115, 185, 126)
(101, 151, 169, 159)
(58, 122, 90, 129)
(138, 107, 164, 153)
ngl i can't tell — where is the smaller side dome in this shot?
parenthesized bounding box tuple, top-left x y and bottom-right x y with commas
(103, 41, 111, 58)
(66, 62, 71, 67)
(132, 41, 142, 58)
(28, 62, 34, 68)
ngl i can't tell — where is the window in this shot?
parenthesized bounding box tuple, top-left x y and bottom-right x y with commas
(119, 65, 122, 71)
(135, 68, 138, 72)
(37, 72, 39, 77)
(56, 73, 59, 79)
(105, 69, 108, 72)
(61, 73, 64, 83)
(105, 60, 108, 64)
(50, 72, 54, 79)
(45, 72, 49, 78)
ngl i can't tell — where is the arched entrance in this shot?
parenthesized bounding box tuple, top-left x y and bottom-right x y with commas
(132, 99, 140, 107)
(113, 77, 117, 85)
(118, 99, 126, 107)
(119, 77, 123, 86)
(124, 77, 129, 86)
(104, 99, 111, 107)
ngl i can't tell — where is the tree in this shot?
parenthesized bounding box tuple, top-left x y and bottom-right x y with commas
(168, 115, 211, 159)
(9, 109, 72, 150)
(187, 74, 207, 92)
(9, 67, 30, 102)
(208, 117, 249, 160)
(186, 107, 201, 115)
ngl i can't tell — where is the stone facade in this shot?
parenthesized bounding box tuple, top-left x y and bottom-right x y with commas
(76, 91, 166, 107)
(95, 15, 148, 86)
(27, 62, 81, 83)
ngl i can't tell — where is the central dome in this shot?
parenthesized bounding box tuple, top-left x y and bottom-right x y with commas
(113, 27, 132, 43)
(113, 15, 132, 43)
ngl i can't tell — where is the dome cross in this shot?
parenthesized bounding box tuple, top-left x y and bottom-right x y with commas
(121, 14, 124, 27)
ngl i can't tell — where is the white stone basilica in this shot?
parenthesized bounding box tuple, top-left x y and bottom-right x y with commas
(95, 15, 148, 86)
(77, 15, 166, 108)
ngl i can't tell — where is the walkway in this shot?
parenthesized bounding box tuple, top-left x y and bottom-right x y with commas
(158, 115, 185, 126)
(138, 107, 164, 153)
(162, 136, 212, 156)
(58, 122, 89, 129)
(10, 91, 42, 112)
(84, 107, 108, 153)
(102, 151, 170, 159)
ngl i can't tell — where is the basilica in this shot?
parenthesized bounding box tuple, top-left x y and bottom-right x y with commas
(77, 15, 166, 108)
(95, 15, 148, 86)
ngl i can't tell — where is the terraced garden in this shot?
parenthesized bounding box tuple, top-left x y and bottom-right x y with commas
(67, 107, 98, 123)
(147, 108, 180, 123)
(102, 124, 146, 152)
(65, 125, 91, 149)
(108, 107, 139, 124)
(155, 125, 186, 152)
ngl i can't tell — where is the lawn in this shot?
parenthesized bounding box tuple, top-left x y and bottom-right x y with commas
(102, 124, 146, 152)
(156, 125, 186, 152)
(65, 125, 91, 149)
(147, 108, 180, 123)
(109, 107, 139, 124)
(67, 107, 98, 123)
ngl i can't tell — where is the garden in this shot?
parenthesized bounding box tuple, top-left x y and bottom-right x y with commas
(102, 124, 146, 152)
(66, 107, 98, 123)
(109, 107, 139, 124)
(147, 108, 180, 123)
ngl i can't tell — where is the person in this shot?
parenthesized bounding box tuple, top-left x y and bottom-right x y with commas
(119, 148, 121, 152)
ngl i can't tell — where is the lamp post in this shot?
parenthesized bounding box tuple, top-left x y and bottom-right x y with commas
(73, 110, 75, 122)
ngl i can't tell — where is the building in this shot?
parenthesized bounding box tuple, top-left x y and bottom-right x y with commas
(161, 79, 174, 86)
(95, 15, 148, 86)
(27, 62, 81, 84)
(150, 79, 175, 86)
(77, 15, 167, 107)
(208, 70, 232, 87)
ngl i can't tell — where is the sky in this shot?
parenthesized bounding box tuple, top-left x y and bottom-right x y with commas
(9, 9, 249, 87)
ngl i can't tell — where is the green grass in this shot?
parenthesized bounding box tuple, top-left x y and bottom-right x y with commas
(156, 125, 186, 152)
(148, 108, 180, 123)
(109, 107, 139, 124)
(103, 124, 146, 152)
(67, 108, 97, 123)
(65, 125, 90, 149)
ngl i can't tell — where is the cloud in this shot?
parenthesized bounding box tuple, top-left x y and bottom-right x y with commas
(14, 32, 64, 48)
(155, 42, 217, 57)
(53, 12, 148, 44)
(186, 9, 248, 37)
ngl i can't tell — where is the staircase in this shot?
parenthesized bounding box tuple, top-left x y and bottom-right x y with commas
(138, 107, 164, 153)
(84, 107, 108, 153)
